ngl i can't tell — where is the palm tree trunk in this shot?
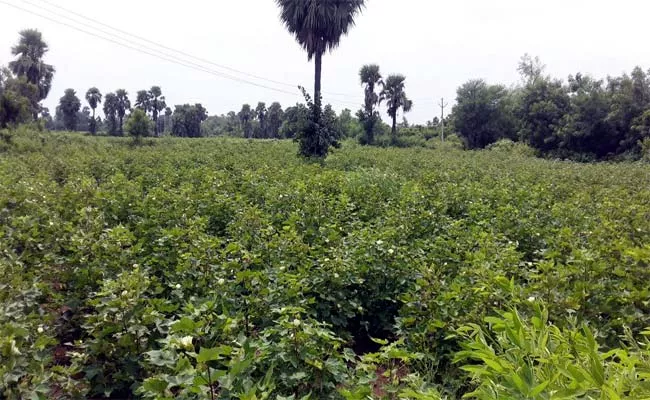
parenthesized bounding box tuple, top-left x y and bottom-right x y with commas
(119, 116, 124, 136)
(153, 99, 159, 137)
(153, 111, 159, 137)
(91, 108, 96, 135)
(314, 51, 323, 111)
(391, 114, 397, 142)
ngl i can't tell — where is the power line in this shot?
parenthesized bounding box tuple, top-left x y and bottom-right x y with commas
(4, 0, 438, 110)
(2, 0, 363, 109)
(0, 0, 308, 98)
(29, 0, 366, 102)
(5, 0, 312, 95)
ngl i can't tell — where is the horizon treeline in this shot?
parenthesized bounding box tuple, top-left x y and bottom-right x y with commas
(452, 54, 650, 160)
(2, 29, 650, 160)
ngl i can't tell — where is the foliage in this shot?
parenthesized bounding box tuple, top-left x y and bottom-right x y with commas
(276, 0, 364, 158)
(1, 129, 650, 398)
(275, 0, 365, 61)
(255, 102, 267, 139)
(149, 86, 166, 137)
(453, 80, 517, 149)
(358, 64, 384, 145)
(238, 104, 254, 139)
(448, 56, 650, 160)
(455, 306, 650, 399)
(115, 89, 132, 136)
(133, 87, 166, 137)
(338, 109, 363, 139)
(0, 70, 34, 128)
(135, 90, 153, 114)
(382, 75, 413, 141)
(641, 137, 650, 161)
(85, 87, 102, 135)
(8, 29, 55, 115)
(518, 76, 571, 152)
(266, 102, 284, 139)
(280, 103, 309, 139)
(172, 104, 208, 138)
(486, 139, 536, 157)
(103, 92, 119, 136)
(58, 89, 81, 131)
(126, 108, 153, 140)
(294, 87, 342, 159)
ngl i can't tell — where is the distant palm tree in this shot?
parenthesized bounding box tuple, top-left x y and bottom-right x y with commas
(164, 107, 173, 134)
(255, 102, 267, 138)
(59, 88, 81, 131)
(9, 29, 55, 118)
(149, 86, 166, 137)
(238, 104, 254, 138)
(275, 0, 365, 108)
(360, 64, 383, 112)
(382, 74, 413, 141)
(85, 87, 102, 135)
(115, 89, 131, 136)
(359, 64, 383, 144)
(135, 90, 152, 114)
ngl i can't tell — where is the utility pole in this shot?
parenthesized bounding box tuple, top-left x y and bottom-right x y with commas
(439, 98, 448, 143)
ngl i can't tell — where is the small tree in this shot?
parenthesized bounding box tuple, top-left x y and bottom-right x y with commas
(453, 79, 517, 149)
(125, 108, 151, 142)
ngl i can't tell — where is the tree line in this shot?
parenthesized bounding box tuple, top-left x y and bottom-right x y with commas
(452, 54, 650, 160)
(49, 86, 209, 139)
(3, 0, 650, 161)
(0, 29, 209, 139)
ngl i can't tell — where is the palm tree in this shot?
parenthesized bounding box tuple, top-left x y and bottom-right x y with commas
(115, 89, 131, 136)
(149, 86, 166, 137)
(360, 64, 383, 112)
(255, 102, 267, 138)
(59, 89, 81, 131)
(135, 90, 152, 114)
(103, 92, 118, 135)
(9, 29, 55, 118)
(359, 64, 383, 144)
(85, 87, 102, 135)
(382, 74, 413, 141)
(238, 104, 254, 138)
(275, 0, 365, 108)
(164, 107, 173, 135)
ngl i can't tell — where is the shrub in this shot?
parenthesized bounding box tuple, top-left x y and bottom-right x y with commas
(125, 109, 152, 140)
(487, 138, 537, 157)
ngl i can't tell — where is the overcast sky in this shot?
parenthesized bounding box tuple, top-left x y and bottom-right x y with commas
(1, 0, 650, 124)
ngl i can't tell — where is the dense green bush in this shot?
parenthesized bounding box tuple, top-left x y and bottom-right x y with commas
(486, 139, 537, 157)
(1, 129, 649, 398)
